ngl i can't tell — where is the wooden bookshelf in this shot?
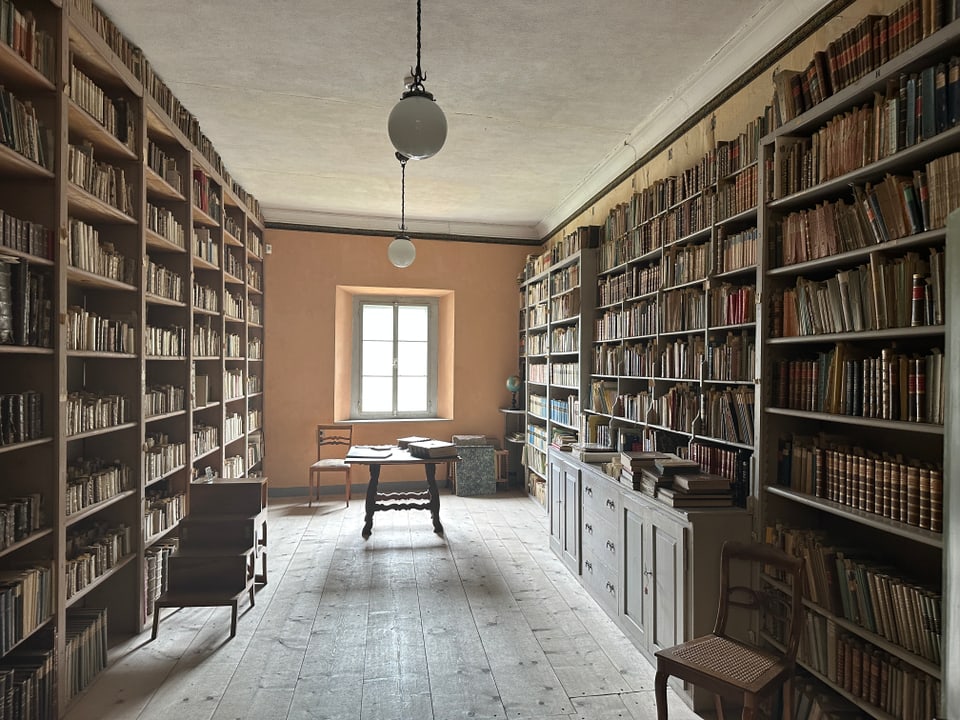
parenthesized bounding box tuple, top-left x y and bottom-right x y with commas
(0, 0, 266, 714)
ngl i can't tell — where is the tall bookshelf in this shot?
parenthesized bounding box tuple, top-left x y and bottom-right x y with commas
(590, 113, 765, 503)
(520, 226, 598, 506)
(756, 10, 957, 718)
(0, 0, 266, 713)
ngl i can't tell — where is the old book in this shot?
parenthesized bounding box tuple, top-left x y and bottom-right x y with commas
(672, 472, 731, 493)
(407, 439, 458, 459)
(396, 435, 430, 449)
(654, 456, 700, 476)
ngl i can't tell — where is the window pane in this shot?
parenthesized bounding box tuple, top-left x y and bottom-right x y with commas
(362, 304, 394, 341)
(361, 377, 392, 413)
(362, 340, 393, 376)
(397, 305, 428, 341)
(397, 340, 427, 376)
(397, 377, 427, 412)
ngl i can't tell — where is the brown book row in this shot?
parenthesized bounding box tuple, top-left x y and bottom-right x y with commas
(792, 609, 941, 720)
(716, 164, 758, 220)
(773, 152, 959, 268)
(774, 247, 944, 337)
(765, 524, 942, 666)
(773, 345, 944, 424)
(778, 433, 943, 532)
(771, 0, 956, 126)
(597, 262, 662, 306)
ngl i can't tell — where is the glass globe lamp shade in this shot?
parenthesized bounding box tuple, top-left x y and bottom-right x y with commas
(388, 235, 416, 268)
(388, 92, 447, 160)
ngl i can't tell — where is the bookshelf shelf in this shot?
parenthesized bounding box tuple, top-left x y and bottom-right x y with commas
(65, 490, 137, 527)
(192, 255, 219, 271)
(67, 182, 136, 224)
(146, 465, 188, 489)
(0, 143, 54, 178)
(769, 325, 945, 344)
(66, 266, 137, 291)
(765, 485, 943, 548)
(764, 407, 945, 435)
(223, 230, 242, 248)
(0, 528, 53, 559)
(66, 553, 137, 608)
(711, 264, 756, 280)
(66, 422, 139, 441)
(145, 228, 187, 253)
(144, 164, 186, 202)
(146, 355, 186, 361)
(145, 293, 187, 308)
(0, 247, 54, 267)
(146, 410, 187, 423)
(193, 206, 220, 228)
(0, 41, 55, 91)
(65, 350, 136, 360)
(0, 437, 53, 455)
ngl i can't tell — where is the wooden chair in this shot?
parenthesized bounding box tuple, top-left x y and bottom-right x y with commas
(654, 540, 805, 720)
(308, 424, 353, 507)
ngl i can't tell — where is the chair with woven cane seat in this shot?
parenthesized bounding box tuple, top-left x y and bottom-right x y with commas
(308, 424, 353, 507)
(654, 540, 805, 720)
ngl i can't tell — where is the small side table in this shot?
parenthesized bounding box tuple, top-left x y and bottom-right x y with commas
(500, 408, 526, 486)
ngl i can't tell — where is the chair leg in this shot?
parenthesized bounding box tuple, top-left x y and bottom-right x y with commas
(782, 678, 794, 720)
(345, 468, 351, 507)
(654, 669, 669, 720)
(714, 693, 726, 720)
(308, 469, 314, 507)
(741, 694, 757, 720)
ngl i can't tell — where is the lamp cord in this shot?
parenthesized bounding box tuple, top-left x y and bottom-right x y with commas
(410, 0, 425, 91)
(400, 156, 407, 231)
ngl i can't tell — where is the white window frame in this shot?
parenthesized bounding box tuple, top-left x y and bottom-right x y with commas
(351, 296, 439, 420)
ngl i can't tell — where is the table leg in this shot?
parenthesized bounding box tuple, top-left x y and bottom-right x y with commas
(425, 463, 444, 535)
(362, 464, 381, 539)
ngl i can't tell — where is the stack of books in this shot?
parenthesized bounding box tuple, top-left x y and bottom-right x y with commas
(407, 439, 458, 459)
(618, 450, 672, 490)
(570, 442, 618, 463)
(656, 471, 733, 508)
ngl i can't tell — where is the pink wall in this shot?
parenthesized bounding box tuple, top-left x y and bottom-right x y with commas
(262, 228, 533, 490)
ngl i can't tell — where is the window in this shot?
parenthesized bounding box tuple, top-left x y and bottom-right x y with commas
(351, 297, 439, 419)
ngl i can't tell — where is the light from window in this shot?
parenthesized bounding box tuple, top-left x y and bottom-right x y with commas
(355, 299, 437, 418)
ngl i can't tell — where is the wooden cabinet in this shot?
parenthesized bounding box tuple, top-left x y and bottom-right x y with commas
(551, 454, 750, 710)
(0, 1, 266, 712)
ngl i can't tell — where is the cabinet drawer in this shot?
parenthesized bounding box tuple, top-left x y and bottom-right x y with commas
(582, 507, 618, 572)
(582, 548, 618, 615)
(581, 470, 619, 524)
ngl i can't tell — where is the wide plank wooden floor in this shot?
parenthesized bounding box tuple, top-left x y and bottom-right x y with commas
(64, 491, 703, 720)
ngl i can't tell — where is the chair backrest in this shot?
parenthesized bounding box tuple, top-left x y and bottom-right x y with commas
(713, 540, 806, 664)
(317, 424, 353, 460)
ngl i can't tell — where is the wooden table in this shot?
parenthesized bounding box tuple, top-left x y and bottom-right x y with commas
(345, 446, 454, 538)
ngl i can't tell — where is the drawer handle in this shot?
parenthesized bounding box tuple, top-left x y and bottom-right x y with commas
(606, 498, 616, 510)
(606, 581, 616, 595)
(584, 523, 593, 534)
(606, 540, 616, 554)
(584, 560, 593, 572)
(584, 486, 593, 496)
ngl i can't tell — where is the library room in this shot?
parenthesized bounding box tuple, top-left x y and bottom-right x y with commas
(0, 0, 956, 718)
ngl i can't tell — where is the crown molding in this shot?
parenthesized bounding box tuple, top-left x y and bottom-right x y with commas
(262, 206, 541, 242)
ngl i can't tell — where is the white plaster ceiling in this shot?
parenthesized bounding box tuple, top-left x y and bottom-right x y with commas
(95, 0, 833, 242)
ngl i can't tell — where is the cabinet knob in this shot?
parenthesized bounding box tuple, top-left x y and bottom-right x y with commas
(606, 582, 616, 595)
(606, 540, 616, 554)
(584, 486, 593, 496)
(584, 560, 593, 573)
(584, 523, 593, 534)
(605, 498, 615, 510)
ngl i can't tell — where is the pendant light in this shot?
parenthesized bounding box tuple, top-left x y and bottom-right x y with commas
(388, 153, 416, 268)
(387, 0, 447, 160)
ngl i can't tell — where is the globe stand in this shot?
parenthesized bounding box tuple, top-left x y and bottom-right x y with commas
(510, 391, 518, 410)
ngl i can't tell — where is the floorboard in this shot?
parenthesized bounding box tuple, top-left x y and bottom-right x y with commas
(63, 491, 703, 720)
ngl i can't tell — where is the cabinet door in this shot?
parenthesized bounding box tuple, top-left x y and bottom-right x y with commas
(562, 464, 579, 571)
(620, 494, 648, 648)
(548, 460, 563, 552)
(647, 511, 685, 655)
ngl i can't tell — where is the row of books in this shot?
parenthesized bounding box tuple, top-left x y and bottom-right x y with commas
(145, 324, 187, 358)
(144, 435, 187, 485)
(660, 336, 703, 380)
(774, 160, 948, 271)
(708, 282, 755, 326)
(0, 259, 51, 348)
(716, 164, 759, 221)
(65, 458, 132, 517)
(0, 86, 50, 170)
(68, 64, 135, 148)
(144, 539, 178, 620)
(706, 331, 755, 382)
(146, 139, 183, 194)
(0, 210, 53, 260)
(0, 565, 52, 656)
(791, 679, 863, 720)
(714, 226, 758, 275)
(64, 522, 132, 599)
(192, 169, 223, 222)
(662, 242, 710, 287)
(146, 201, 186, 248)
(597, 263, 661, 307)
(789, 608, 941, 720)
(0, 391, 42, 447)
(766, 525, 942, 664)
(143, 490, 186, 541)
(66, 306, 136, 354)
(0, 492, 42, 550)
(145, 384, 185, 417)
(0, 631, 55, 720)
(68, 219, 137, 284)
(661, 287, 706, 333)
(774, 247, 945, 336)
(771, 0, 958, 126)
(67, 142, 134, 216)
(65, 391, 130, 436)
(146, 258, 185, 303)
(63, 607, 108, 703)
(1, 1, 57, 82)
(777, 433, 943, 532)
(594, 299, 657, 341)
(687, 440, 751, 507)
(773, 345, 944, 424)
(703, 386, 754, 446)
